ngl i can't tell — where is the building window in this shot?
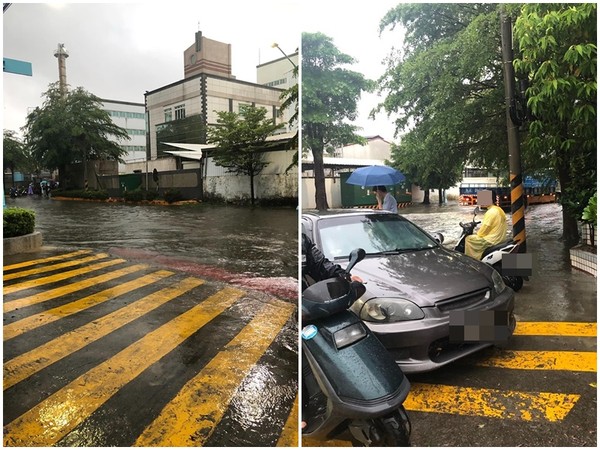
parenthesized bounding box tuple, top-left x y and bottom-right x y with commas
(175, 104, 186, 120)
(164, 108, 172, 122)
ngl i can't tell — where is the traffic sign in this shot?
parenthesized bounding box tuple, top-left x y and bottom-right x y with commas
(3, 58, 32, 76)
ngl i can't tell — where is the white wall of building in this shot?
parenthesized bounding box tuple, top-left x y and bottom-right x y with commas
(101, 99, 147, 172)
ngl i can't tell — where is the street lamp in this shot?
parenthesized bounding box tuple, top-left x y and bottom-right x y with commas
(271, 43, 297, 69)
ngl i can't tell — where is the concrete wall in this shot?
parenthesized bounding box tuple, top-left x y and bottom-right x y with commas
(100, 148, 297, 202)
(4, 232, 43, 256)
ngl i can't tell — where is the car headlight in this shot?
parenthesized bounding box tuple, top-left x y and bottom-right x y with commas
(360, 298, 425, 323)
(491, 269, 506, 294)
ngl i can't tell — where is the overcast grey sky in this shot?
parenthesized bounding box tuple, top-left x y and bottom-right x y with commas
(301, 0, 405, 142)
(3, 1, 300, 137)
(3, 1, 404, 142)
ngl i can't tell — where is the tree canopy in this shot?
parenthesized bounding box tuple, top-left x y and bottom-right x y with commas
(22, 82, 129, 185)
(513, 3, 596, 241)
(207, 104, 284, 205)
(302, 31, 372, 210)
(376, 3, 596, 240)
(376, 3, 508, 199)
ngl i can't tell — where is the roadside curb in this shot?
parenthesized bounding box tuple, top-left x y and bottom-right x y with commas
(3, 231, 43, 256)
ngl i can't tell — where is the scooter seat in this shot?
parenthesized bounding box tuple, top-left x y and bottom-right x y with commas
(481, 240, 517, 258)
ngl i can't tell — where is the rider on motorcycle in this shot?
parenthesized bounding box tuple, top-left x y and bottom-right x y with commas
(465, 203, 508, 260)
(301, 233, 363, 290)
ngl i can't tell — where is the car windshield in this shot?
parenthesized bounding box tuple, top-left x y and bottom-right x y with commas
(318, 214, 438, 260)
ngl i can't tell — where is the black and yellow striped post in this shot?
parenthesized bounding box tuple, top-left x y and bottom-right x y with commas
(501, 13, 526, 252)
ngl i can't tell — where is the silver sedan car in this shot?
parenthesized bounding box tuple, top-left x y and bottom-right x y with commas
(301, 209, 516, 373)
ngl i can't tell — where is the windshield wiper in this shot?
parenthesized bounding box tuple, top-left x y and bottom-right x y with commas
(367, 246, 434, 256)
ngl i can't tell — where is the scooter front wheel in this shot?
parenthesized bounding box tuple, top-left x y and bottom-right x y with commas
(350, 407, 411, 447)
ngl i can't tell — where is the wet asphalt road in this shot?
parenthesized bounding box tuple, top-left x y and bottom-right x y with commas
(3, 248, 299, 447)
(4, 198, 596, 446)
(3, 197, 299, 447)
(304, 202, 597, 447)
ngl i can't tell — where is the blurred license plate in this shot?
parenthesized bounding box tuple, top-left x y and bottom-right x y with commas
(449, 310, 511, 344)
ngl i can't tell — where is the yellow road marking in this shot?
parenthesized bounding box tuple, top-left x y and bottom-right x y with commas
(3, 250, 93, 271)
(3, 270, 175, 341)
(277, 394, 299, 447)
(3, 286, 244, 447)
(405, 383, 580, 422)
(3, 276, 202, 391)
(134, 301, 295, 447)
(515, 321, 596, 337)
(3, 258, 126, 295)
(4, 253, 111, 281)
(3, 264, 148, 313)
(477, 350, 597, 372)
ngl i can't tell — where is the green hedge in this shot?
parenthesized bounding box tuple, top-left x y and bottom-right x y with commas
(53, 189, 110, 200)
(164, 189, 183, 204)
(3, 207, 36, 238)
(124, 189, 159, 202)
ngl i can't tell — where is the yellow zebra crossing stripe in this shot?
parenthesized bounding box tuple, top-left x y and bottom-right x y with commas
(515, 321, 596, 337)
(3, 286, 244, 447)
(3, 270, 174, 341)
(134, 300, 295, 447)
(3, 250, 93, 271)
(476, 350, 596, 372)
(404, 383, 580, 422)
(3, 263, 148, 313)
(3, 258, 126, 295)
(277, 394, 300, 447)
(3, 275, 202, 391)
(3, 253, 112, 281)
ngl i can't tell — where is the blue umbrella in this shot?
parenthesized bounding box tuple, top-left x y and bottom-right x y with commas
(346, 165, 405, 187)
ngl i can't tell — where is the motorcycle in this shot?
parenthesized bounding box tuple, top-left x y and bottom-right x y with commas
(452, 207, 525, 291)
(301, 248, 411, 446)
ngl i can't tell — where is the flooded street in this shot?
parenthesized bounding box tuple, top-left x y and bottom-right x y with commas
(6, 197, 298, 280)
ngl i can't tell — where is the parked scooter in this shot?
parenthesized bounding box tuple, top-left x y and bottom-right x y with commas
(452, 207, 525, 291)
(301, 248, 411, 446)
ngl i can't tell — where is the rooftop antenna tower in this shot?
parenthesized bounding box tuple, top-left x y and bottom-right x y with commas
(54, 43, 69, 96)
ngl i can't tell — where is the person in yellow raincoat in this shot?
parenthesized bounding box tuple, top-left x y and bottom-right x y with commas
(465, 204, 508, 260)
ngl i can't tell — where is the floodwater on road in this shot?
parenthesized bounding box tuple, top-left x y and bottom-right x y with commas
(6, 196, 298, 280)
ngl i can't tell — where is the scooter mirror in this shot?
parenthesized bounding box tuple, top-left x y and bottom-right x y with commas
(431, 232, 444, 244)
(346, 248, 366, 273)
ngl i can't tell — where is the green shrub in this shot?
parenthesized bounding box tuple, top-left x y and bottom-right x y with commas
(123, 189, 160, 202)
(3, 207, 35, 238)
(145, 190, 159, 201)
(164, 189, 183, 204)
(53, 189, 109, 200)
(582, 192, 597, 227)
(124, 190, 145, 202)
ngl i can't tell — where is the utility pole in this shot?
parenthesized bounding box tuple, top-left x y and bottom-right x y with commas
(500, 13, 526, 252)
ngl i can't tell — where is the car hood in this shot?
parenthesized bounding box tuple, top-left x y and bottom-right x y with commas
(352, 247, 493, 307)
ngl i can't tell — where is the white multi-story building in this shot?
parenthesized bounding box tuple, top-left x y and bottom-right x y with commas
(100, 99, 147, 172)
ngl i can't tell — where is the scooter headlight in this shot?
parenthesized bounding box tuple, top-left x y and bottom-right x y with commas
(360, 298, 425, 323)
(333, 322, 367, 349)
(491, 269, 506, 295)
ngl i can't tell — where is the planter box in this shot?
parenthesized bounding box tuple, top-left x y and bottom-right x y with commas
(3, 231, 43, 256)
(570, 244, 597, 277)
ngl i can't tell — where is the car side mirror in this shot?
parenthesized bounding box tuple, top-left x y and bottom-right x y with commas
(346, 248, 366, 273)
(432, 232, 444, 244)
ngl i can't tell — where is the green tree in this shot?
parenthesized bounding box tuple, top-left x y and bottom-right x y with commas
(207, 104, 283, 205)
(302, 32, 372, 210)
(513, 3, 597, 242)
(23, 82, 129, 187)
(375, 4, 509, 199)
(3, 130, 24, 188)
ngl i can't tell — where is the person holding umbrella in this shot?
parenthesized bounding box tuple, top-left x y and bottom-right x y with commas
(373, 185, 398, 213)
